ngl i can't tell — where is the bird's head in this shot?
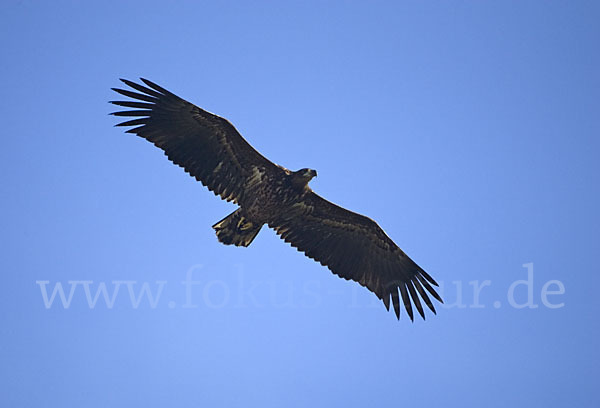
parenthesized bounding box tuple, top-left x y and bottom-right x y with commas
(291, 168, 318, 189)
(300, 168, 318, 180)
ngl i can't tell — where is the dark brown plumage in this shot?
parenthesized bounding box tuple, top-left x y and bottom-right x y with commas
(110, 78, 443, 320)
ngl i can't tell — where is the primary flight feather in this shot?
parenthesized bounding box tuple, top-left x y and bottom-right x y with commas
(110, 78, 443, 320)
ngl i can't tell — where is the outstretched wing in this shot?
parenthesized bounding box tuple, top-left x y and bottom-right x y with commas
(270, 193, 443, 320)
(110, 78, 280, 205)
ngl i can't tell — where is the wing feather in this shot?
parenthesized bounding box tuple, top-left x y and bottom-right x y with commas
(398, 283, 413, 321)
(110, 78, 280, 205)
(412, 276, 437, 314)
(271, 192, 442, 320)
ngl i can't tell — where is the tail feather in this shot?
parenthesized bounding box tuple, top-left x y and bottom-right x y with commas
(212, 209, 262, 247)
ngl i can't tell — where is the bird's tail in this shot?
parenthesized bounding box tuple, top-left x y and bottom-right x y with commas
(212, 209, 263, 247)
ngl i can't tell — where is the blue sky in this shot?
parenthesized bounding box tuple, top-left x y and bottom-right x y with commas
(1, 1, 598, 407)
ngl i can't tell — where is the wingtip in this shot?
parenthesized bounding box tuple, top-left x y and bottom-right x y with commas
(420, 269, 439, 287)
(382, 293, 391, 311)
(399, 285, 414, 321)
(140, 77, 172, 95)
(119, 78, 139, 88)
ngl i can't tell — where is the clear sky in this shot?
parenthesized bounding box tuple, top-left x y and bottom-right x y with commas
(1, 1, 598, 407)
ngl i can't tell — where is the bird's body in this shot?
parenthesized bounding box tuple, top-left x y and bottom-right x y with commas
(213, 168, 316, 247)
(111, 78, 443, 320)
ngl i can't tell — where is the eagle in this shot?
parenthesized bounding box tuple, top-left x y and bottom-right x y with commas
(110, 78, 443, 320)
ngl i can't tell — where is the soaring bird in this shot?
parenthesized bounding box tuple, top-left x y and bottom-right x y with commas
(110, 78, 443, 320)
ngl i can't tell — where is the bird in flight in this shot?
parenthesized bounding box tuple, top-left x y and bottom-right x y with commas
(110, 78, 443, 320)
